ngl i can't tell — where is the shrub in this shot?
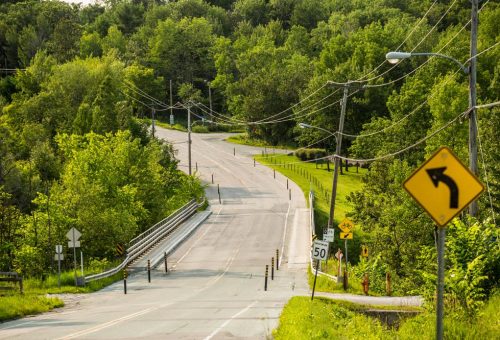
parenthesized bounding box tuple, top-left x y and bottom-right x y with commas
(294, 148, 327, 161)
(192, 125, 209, 133)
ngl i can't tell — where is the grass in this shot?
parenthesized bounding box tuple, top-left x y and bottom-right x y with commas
(227, 134, 296, 150)
(0, 267, 123, 321)
(254, 153, 367, 225)
(274, 294, 500, 339)
(273, 296, 395, 339)
(0, 293, 64, 321)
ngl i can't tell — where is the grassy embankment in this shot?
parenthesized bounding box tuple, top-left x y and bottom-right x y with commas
(226, 134, 295, 149)
(273, 295, 499, 339)
(254, 153, 369, 294)
(0, 265, 122, 321)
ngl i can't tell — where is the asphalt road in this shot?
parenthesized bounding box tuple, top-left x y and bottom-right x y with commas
(0, 128, 311, 339)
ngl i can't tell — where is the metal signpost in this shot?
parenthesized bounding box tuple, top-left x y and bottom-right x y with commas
(403, 146, 484, 340)
(338, 218, 355, 290)
(54, 245, 63, 288)
(66, 227, 82, 286)
(311, 240, 329, 300)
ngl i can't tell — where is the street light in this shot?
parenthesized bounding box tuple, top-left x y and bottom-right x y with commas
(385, 51, 468, 73)
(386, 50, 478, 217)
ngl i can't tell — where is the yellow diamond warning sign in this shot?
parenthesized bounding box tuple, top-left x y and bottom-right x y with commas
(404, 146, 484, 227)
(338, 218, 355, 233)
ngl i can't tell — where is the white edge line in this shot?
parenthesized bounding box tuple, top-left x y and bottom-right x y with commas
(203, 300, 258, 340)
(280, 202, 291, 266)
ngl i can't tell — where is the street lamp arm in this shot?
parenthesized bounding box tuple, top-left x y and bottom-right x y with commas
(298, 123, 338, 143)
(386, 51, 468, 74)
(411, 52, 468, 74)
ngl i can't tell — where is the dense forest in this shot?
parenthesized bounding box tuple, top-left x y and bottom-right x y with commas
(0, 0, 498, 312)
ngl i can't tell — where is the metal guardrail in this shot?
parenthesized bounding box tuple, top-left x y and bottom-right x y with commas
(309, 191, 338, 282)
(85, 199, 201, 283)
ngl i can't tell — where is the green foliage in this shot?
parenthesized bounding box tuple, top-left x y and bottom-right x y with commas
(0, 294, 63, 321)
(273, 297, 391, 339)
(294, 148, 326, 161)
(415, 217, 499, 314)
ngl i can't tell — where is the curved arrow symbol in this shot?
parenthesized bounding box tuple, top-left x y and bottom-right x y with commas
(426, 167, 459, 209)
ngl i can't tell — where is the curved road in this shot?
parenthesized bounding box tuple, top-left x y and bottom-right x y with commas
(0, 128, 311, 339)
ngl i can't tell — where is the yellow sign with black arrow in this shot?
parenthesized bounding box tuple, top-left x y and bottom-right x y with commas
(404, 146, 484, 227)
(340, 232, 353, 240)
(361, 245, 369, 257)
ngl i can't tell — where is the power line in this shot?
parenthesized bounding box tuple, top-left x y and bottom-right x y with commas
(336, 109, 468, 163)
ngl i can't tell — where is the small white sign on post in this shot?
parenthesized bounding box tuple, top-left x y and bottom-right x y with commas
(324, 228, 335, 242)
(312, 240, 329, 261)
(68, 241, 81, 248)
(55, 245, 63, 254)
(54, 254, 64, 261)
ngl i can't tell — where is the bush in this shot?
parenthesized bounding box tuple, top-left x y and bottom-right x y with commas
(191, 125, 209, 133)
(13, 245, 44, 277)
(294, 148, 327, 161)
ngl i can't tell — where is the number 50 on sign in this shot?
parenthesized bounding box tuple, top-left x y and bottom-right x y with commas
(312, 240, 329, 261)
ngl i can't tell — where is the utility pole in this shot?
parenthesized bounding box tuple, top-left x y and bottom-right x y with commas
(208, 82, 213, 120)
(326, 81, 364, 228)
(468, 0, 479, 217)
(151, 107, 156, 138)
(170, 79, 174, 125)
(187, 102, 192, 176)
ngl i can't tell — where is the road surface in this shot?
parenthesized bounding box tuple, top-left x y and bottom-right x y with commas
(0, 128, 311, 339)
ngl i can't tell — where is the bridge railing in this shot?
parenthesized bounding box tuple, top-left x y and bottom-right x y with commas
(85, 199, 201, 283)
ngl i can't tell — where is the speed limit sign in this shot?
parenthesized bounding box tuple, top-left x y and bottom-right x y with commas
(312, 240, 329, 261)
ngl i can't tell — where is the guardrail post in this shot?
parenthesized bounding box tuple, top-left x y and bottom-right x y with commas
(271, 257, 274, 280)
(164, 252, 168, 274)
(217, 184, 221, 204)
(286, 179, 289, 189)
(254, 159, 256, 167)
(265, 265, 268, 291)
(276, 249, 279, 270)
(289, 189, 291, 200)
(123, 269, 127, 294)
(273, 169, 276, 178)
(148, 259, 151, 283)
(386, 272, 392, 296)
(233, 147, 235, 156)
(212, 173, 214, 184)
(196, 162, 198, 172)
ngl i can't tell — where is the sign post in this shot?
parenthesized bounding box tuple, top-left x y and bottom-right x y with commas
(338, 218, 354, 289)
(66, 227, 82, 286)
(311, 240, 329, 300)
(55, 245, 63, 288)
(403, 146, 484, 340)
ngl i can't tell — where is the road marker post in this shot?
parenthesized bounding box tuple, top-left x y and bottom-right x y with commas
(211, 174, 214, 184)
(254, 159, 256, 167)
(233, 147, 235, 156)
(147, 259, 151, 283)
(196, 162, 198, 172)
(289, 189, 291, 200)
(265, 265, 268, 291)
(271, 258, 274, 280)
(164, 252, 168, 274)
(273, 169, 275, 178)
(217, 184, 221, 204)
(287, 179, 289, 189)
(276, 249, 279, 270)
(123, 269, 127, 294)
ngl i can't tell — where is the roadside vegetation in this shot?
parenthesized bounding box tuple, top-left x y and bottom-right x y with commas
(274, 294, 499, 339)
(0, 0, 498, 328)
